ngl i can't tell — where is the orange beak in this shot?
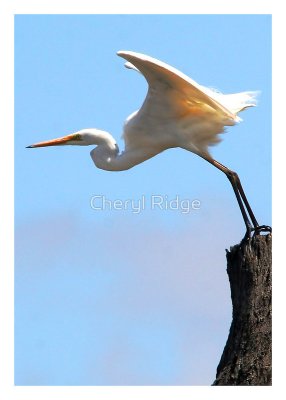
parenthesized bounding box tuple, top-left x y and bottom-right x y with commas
(26, 134, 75, 148)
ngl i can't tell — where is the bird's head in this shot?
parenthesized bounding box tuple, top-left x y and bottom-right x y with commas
(26, 129, 114, 148)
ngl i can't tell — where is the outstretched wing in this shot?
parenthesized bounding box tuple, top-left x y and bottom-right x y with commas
(117, 50, 237, 122)
(117, 51, 258, 155)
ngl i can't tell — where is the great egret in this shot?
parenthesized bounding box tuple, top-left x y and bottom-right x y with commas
(27, 50, 270, 238)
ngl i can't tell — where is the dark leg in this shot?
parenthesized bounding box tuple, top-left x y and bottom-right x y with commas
(234, 173, 272, 235)
(201, 156, 271, 238)
(212, 159, 259, 228)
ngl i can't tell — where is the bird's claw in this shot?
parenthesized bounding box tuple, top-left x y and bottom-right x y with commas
(253, 225, 272, 235)
(242, 224, 272, 244)
(242, 226, 253, 242)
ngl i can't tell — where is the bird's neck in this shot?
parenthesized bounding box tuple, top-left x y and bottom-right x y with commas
(90, 144, 160, 171)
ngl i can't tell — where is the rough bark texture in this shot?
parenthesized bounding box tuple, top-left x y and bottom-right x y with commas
(213, 234, 272, 386)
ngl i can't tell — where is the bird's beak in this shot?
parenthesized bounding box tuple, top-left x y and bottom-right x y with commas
(26, 134, 77, 148)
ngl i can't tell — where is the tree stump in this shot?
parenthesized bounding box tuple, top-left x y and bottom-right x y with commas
(213, 233, 272, 386)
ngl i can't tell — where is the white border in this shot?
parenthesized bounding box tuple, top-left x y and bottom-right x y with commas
(1, 1, 283, 399)
(0, 1, 276, 15)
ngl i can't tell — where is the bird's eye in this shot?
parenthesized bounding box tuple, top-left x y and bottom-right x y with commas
(73, 134, 82, 141)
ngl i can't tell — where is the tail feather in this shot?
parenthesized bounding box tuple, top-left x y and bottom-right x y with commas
(202, 88, 259, 122)
(225, 92, 259, 114)
(221, 91, 259, 118)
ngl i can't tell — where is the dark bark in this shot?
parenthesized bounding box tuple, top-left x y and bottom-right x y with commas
(213, 234, 272, 386)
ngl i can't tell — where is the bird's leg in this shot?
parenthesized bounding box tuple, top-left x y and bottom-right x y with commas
(212, 159, 259, 227)
(221, 169, 253, 238)
(202, 156, 271, 238)
(232, 172, 272, 235)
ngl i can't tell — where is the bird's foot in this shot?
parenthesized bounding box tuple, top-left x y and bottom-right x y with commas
(242, 226, 253, 242)
(253, 225, 272, 236)
(241, 224, 272, 244)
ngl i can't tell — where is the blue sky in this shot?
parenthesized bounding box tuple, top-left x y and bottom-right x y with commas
(15, 14, 271, 385)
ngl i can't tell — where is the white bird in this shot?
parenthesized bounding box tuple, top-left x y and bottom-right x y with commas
(27, 50, 270, 238)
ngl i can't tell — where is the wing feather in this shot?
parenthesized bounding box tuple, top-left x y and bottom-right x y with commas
(117, 51, 237, 121)
(117, 51, 257, 156)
